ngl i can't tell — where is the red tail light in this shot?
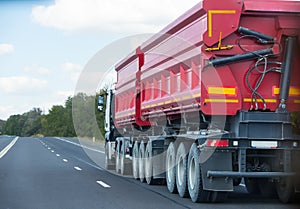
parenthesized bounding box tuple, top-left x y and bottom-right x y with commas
(206, 139, 229, 147)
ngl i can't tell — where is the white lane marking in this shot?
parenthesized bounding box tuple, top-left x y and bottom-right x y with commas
(54, 137, 105, 154)
(48, 147, 51, 150)
(63, 159, 68, 162)
(74, 166, 82, 171)
(56, 154, 60, 157)
(97, 181, 111, 188)
(0, 137, 19, 159)
(51, 150, 54, 153)
(240, 183, 246, 187)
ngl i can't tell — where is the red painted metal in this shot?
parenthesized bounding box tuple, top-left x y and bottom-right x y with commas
(114, 0, 300, 128)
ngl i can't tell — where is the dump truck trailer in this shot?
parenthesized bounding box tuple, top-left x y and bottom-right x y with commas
(98, 0, 300, 203)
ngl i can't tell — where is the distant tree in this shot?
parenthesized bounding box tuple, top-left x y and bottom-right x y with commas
(21, 108, 42, 136)
(3, 114, 25, 136)
(0, 119, 5, 134)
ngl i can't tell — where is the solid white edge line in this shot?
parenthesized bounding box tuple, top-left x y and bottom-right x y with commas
(97, 181, 111, 188)
(74, 166, 82, 171)
(54, 137, 105, 154)
(0, 137, 19, 159)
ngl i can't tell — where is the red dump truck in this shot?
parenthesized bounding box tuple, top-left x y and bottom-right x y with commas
(98, 0, 300, 203)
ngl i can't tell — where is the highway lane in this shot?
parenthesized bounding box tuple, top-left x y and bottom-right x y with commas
(0, 136, 299, 209)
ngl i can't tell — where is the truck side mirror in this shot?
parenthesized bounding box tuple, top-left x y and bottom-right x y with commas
(98, 96, 104, 111)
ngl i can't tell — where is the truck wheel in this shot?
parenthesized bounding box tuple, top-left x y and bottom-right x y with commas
(105, 142, 115, 170)
(187, 143, 210, 202)
(245, 178, 260, 194)
(120, 141, 132, 175)
(145, 141, 155, 185)
(115, 141, 120, 174)
(139, 141, 146, 183)
(132, 142, 139, 180)
(176, 142, 189, 198)
(276, 177, 295, 203)
(166, 142, 177, 193)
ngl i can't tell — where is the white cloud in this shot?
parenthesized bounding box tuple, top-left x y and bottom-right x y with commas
(31, 0, 199, 34)
(62, 62, 82, 72)
(56, 90, 74, 98)
(23, 66, 51, 75)
(62, 62, 82, 83)
(0, 44, 14, 55)
(0, 76, 48, 94)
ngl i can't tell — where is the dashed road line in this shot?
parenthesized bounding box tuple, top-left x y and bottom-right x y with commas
(56, 154, 60, 157)
(63, 159, 68, 162)
(54, 137, 105, 154)
(74, 166, 82, 171)
(51, 150, 54, 153)
(97, 181, 111, 188)
(0, 137, 19, 159)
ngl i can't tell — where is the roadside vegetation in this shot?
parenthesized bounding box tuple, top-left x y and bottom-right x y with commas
(1, 92, 106, 139)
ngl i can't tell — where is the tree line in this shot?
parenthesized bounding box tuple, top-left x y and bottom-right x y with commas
(1, 92, 106, 139)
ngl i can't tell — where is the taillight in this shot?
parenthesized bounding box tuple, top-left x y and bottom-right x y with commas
(206, 139, 229, 147)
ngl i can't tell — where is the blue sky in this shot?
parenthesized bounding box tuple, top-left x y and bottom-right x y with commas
(0, 0, 199, 120)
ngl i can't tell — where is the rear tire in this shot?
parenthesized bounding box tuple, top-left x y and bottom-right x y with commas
(276, 177, 295, 203)
(187, 143, 210, 202)
(176, 142, 189, 198)
(139, 141, 146, 183)
(166, 142, 177, 193)
(145, 141, 156, 185)
(132, 142, 139, 180)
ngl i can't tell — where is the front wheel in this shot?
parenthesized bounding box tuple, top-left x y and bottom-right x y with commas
(105, 142, 115, 170)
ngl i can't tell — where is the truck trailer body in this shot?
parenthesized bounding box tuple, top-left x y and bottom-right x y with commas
(99, 0, 300, 203)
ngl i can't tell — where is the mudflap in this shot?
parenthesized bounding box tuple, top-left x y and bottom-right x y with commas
(200, 150, 233, 191)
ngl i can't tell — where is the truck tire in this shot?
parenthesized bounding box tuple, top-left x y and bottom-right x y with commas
(115, 140, 120, 174)
(139, 141, 146, 183)
(145, 141, 155, 185)
(105, 142, 115, 170)
(276, 177, 295, 203)
(166, 142, 177, 193)
(176, 142, 189, 198)
(132, 142, 139, 180)
(120, 140, 132, 175)
(187, 143, 210, 202)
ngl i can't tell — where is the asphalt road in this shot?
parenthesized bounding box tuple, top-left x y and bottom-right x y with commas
(0, 136, 299, 209)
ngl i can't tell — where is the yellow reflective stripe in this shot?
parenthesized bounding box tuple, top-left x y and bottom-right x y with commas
(273, 87, 300, 96)
(205, 99, 238, 103)
(193, 93, 200, 98)
(294, 100, 300, 104)
(244, 98, 277, 103)
(208, 87, 236, 95)
(207, 10, 236, 37)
